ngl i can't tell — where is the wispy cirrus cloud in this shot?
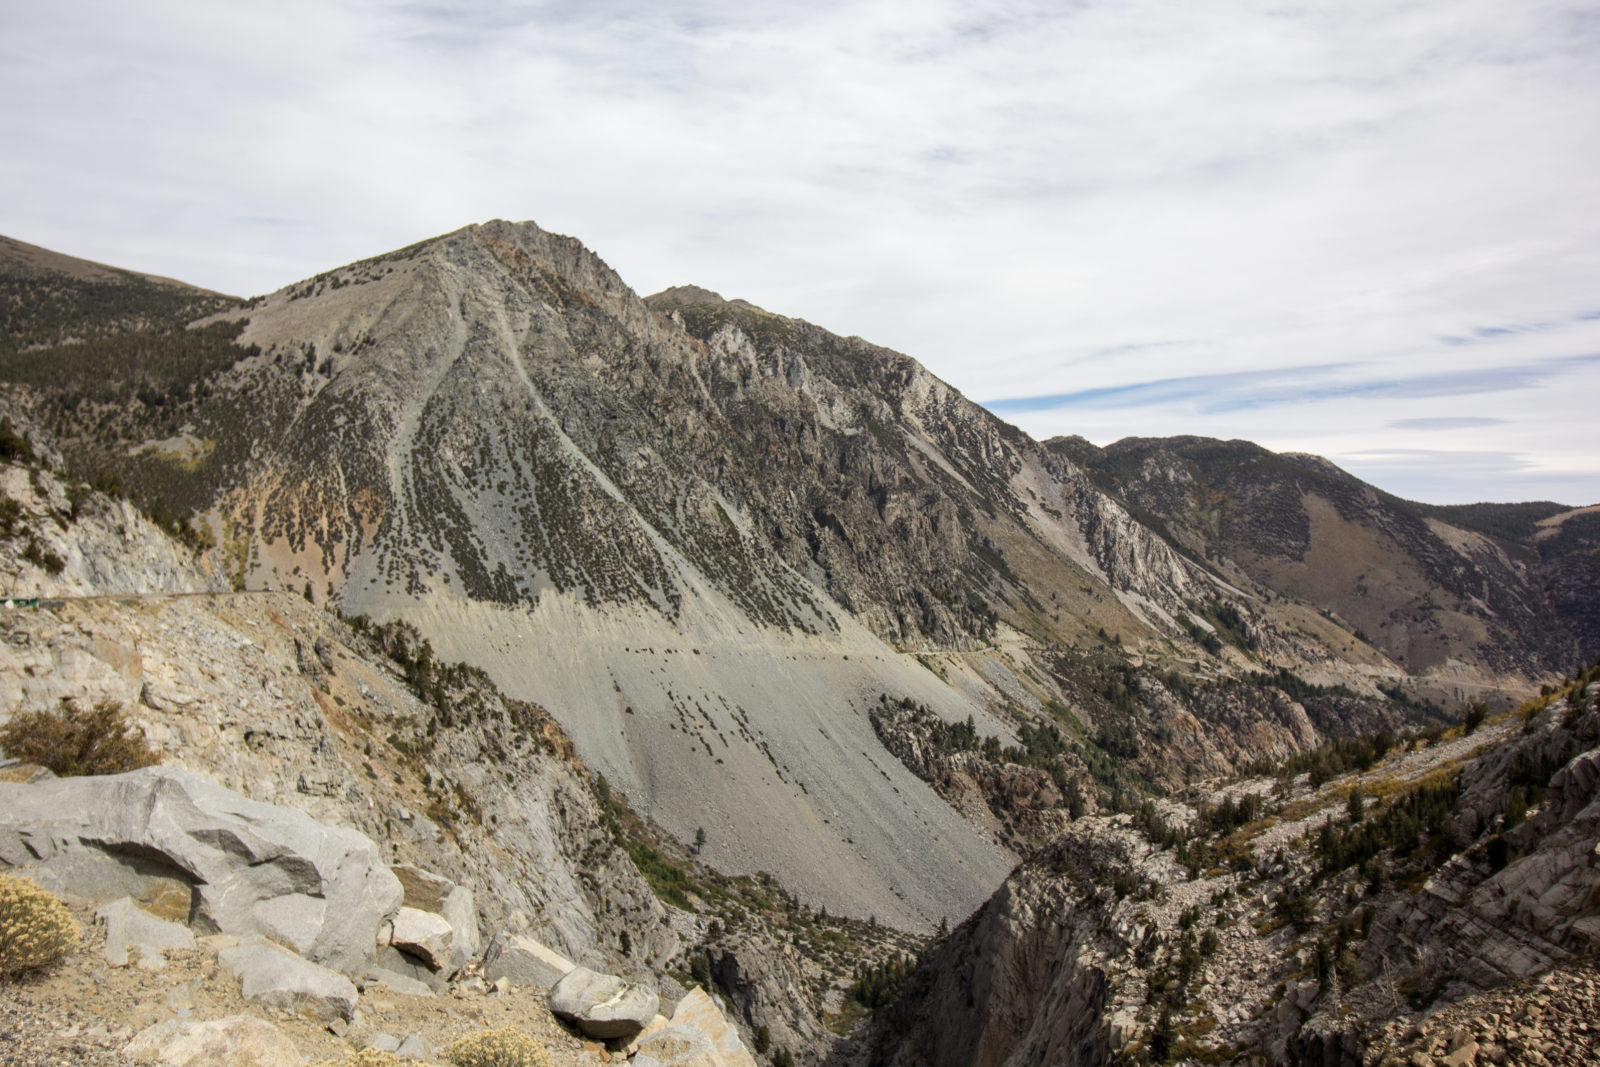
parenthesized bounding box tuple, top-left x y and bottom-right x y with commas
(988, 352, 1600, 415)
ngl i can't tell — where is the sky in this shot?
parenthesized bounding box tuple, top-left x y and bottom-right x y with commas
(4, 0, 1598, 505)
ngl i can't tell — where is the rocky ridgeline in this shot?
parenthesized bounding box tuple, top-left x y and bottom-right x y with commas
(1050, 435, 1591, 681)
(872, 676, 1600, 1067)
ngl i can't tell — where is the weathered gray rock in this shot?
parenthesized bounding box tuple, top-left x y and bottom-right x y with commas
(123, 1014, 303, 1066)
(217, 940, 359, 1021)
(483, 931, 575, 990)
(0, 766, 402, 972)
(363, 1033, 402, 1053)
(295, 638, 327, 688)
(392, 864, 455, 911)
(548, 965, 660, 1039)
(370, 966, 435, 997)
(625, 1015, 673, 1056)
(632, 1025, 718, 1067)
(392, 864, 480, 973)
(313, 636, 338, 675)
(440, 885, 480, 971)
(375, 944, 446, 992)
(391, 906, 453, 970)
(96, 897, 195, 969)
(656, 973, 689, 1017)
(397, 1034, 432, 1061)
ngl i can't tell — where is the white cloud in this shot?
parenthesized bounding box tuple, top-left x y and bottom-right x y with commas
(2, 0, 1598, 504)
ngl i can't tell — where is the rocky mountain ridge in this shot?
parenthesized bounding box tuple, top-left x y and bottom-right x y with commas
(1049, 435, 1594, 682)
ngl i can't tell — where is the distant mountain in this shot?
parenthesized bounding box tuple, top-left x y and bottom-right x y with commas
(1, 220, 1588, 933)
(1049, 435, 1593, 673)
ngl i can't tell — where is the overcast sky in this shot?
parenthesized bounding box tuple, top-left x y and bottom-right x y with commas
(5, 0, 1598, 505)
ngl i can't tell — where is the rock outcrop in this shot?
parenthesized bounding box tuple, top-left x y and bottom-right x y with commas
(0, 765, 401, 972)
(390, 906, 454, 971)
(483, 932, 576, 990)
(663, 987, 758, 1067)
(634, 1025, 717, 1067)
(0, 591, 680, 981)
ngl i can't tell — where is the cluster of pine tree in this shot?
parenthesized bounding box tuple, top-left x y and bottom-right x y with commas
(847, 955, 915, 1012)
(1315, 775, 1461, 877)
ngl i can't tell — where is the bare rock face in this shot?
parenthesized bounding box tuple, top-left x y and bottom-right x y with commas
(482, 932, 576, 990)
(874, 822, 1125, 1067)
(0, 765, 402, 973)
(1362, 704, 1600, 995)
(664, 987, 758, 1067)
(706, 932, 837, 1062)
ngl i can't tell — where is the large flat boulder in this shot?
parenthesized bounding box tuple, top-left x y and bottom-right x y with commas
(549, 965, 659, 1039)
(483, 932, 575, 989)
(124, 1014, 303, 1066)
(0, 766, 402, 972)
(218, 940, 359, 1021)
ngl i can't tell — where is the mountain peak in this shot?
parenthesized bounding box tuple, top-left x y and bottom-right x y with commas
(644, 284, 769, 314)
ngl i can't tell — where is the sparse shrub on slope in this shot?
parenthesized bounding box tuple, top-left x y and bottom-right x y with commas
(312, 1050, 403, 1067)
(0, 698, 159, 776)
(446, 1027, 552, 1067)
(0, 874, 79, 977)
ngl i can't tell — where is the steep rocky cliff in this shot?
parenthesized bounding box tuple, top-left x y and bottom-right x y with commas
(874, 670, 1600, 1067)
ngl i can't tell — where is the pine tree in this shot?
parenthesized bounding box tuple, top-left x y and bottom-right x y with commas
(1150, 1006, 1176, 1063)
